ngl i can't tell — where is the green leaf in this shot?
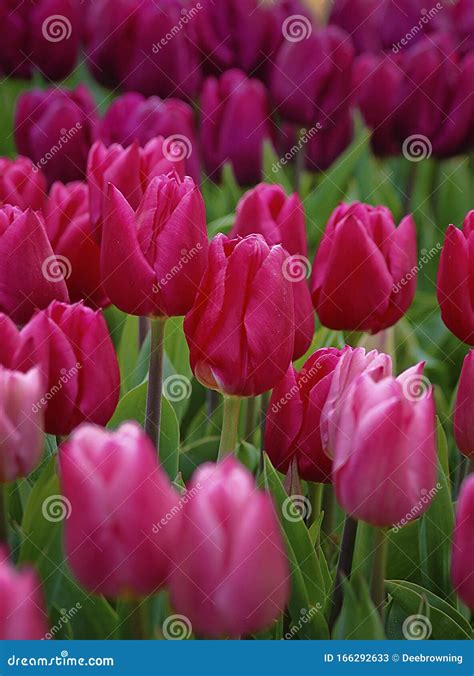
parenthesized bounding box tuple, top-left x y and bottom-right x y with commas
(179, 437, 219, 482)
(261, 140, 293, 193)
(117, 314, 139, 394)
(333, 574, 386, 639)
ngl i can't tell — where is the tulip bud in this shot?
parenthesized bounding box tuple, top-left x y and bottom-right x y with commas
(0, 205, 69, 325)
(329, 0, 384, 53)
(87, 138, 185, 241)
(60, 422, 180, 597)
(0, 156, 46, 210)
(231, 183, 314, 359)
(333, 363, 437, 527)
(0, 367, 44, 483)
(451, 475, 474, 609)
(0, 547, 48, 639)
(200, 69, 274, 186)
(437, 213, 474, 345)
(14, 85, 98, 186)
(265, 348, 344, 482)
(184, 234, 295, 397)
(98, 93, 200, 182)
(311, 202, 417, 333)
(102, 173, 208, 318)
(10, 301, 120, 436)
(169, 457, 289, 638)
(43, 181, 108, 309)
(453, 350, 474, 458)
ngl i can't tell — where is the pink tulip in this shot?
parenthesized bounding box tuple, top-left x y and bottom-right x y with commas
(333, 363, 437, 527)
(0, 547, 48, 639)
(87, 138, 185, 241)
(452, 475, 474, 609)
(0, 156, 46, 210)
(101, 173, 208, 318)
(60, 422, 180, 597)
(169, 457, 289, 638)
(453, 350, 474, 458)
(0, 367, 44, 483)
(0, 205, 69, 324)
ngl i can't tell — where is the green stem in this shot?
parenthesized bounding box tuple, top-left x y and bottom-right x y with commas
(308, 483, 323, 527)
(0, 484, 7, 544)
(144, 317, 167, 456)
(370, 528, 388, 618)
(244, 397, 257, 442)
(218, 396, 242, 460)
(329, 515, 358, 631)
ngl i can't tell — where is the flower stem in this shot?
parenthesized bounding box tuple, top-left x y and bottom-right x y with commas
(218, 396, 241, 460)
(145, 317, 167, 456)
(329, 515, 358, 631)
(0, 484, 7, 544)
(244, 397, 257, 442)
(370, 527, 388, 618)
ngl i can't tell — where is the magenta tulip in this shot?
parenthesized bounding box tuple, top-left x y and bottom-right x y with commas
(101, 173, 208, 318)
(8, 301, 120, 436)
(169, 457, 289, 638)
(437, 212, 474, 345)
(0, 156, 46, 210)
(184, 234, 295, 397)
(60, 422, 180, 597)
(0, 205, 69, 325)
(231, 183, 314, 359)
(333, 363, 437, 527)
(0, 547, 48, 639)
(0, 367, 44, 483)
(87, 138, 185, 241)
(451, 475, 474, 609)
(311, 202, 417, 333)
(453, 350, 474, 458)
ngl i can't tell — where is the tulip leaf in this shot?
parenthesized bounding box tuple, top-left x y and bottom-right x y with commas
(333, 574, 386, 640)
(117, 314, 139, 394)
(418, 420, 455, 603)
(19, 457, 118, 639)
(386, 581, 472, 640)
(207, 213, 236, 236)
(179, 437, 219, 482)
(434, 157, 472, 230)
(261, 454, 329, 632)
(262, 140, 293, 193)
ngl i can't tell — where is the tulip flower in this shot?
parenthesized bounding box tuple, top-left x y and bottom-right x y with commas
(333, 363, 437, 528)
(200, 69, 274, 186)
(60, 422, 180, 597)
(0, 314, 20, 369)
(98, 93, 200, 182)
(87, 138, 185, 241)
(328, 0, 384, 53)
(101, 173, 208, 318)
(0, 367, 44, 484)
(0, 0, 82, 80)
(0, 548, 48, 639)
(14, 85, 98, 186)
(451, 475, 474, 609)
(231, 183, 314, 359)
(184, 233, 295, 398)
(0, 156, 46, 210)
(311, 202, 418, 333)
(453, 0, 474, 54)
(453, 350, 474, 458)
(265, 348, 344, 483)
(169, 457, 290, 638)
(0, 205, 69, 325)
(437, 212, 474, 345)
(84, 0, 201, 100)
(43, 181, 108, 309)
(9, 301, 120, 436)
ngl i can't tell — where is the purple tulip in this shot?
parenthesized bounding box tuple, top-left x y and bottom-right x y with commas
(452, 475, 474, 609)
